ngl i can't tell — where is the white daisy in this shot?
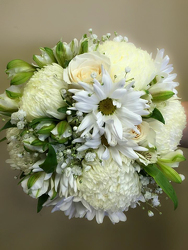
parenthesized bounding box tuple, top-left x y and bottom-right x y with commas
(69, 66, 149, 141)
(74, 129, 147, 166)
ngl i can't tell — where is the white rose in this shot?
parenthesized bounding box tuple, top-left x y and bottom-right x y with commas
(131, 121, 156, 147)
(63, 52, 110, 85)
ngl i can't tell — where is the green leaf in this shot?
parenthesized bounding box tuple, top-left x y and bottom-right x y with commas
(44, 47, 57, 62)
(6, 90, 22, 99)
(149, 76, 157, 86)
(157, 161, 182, 183)
(0, 137, 6, 142)
(37, 194, 49, 213)
(37, 123, 56, 134)
(0, 119, 16, 132)
(0, 105, 18, 113)
(33, 55, 44, 68)
(39, 144, 57, 173)
(57, 106, 68, 113)
(51, 189, 57, 200)
(56, 41, 66, 67)
(27, 172, 42, 189)
(29, 117, 58, 128)
(152, 91, 174, 102)
(6, 59, 35, 70)
(70, 40, 75, 53)
(20, 171, 26, 179)
(33, 47, 57, 68)
(56, 121, 68, 136)
(6, 59, 35, 75)
(144, 108, 165, 124)
(24, 145, 34, 153)
(160, 154, 186, 163)
(31, 139, 47, 146)
(144, 164, 178, 209)
(0, 111, 12, 117)
(10, 72, 34, 85)
(79, 40, 88, 54)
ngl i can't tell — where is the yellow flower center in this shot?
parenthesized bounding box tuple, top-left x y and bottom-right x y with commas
(98, 98, 116, 115)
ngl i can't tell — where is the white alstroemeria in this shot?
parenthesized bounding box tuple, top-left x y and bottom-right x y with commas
(69, 66, 149, 141)
(23, 134, 45, 153)
(149, 49, 179, 95)
(136, 151, 158, 166)
(0, 92, 19, 115)
(158, 149, 185, 168)
(21, 171, 52, 199)
(53, 39, 79, 68)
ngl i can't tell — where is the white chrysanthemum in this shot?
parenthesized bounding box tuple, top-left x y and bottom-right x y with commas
(20, 63, 67, 121)
(148, 97, 186, 153)
(98, 41, 157, 90)
(77, 156, 141, 212)
(70, 67, 149, 142)
(6, 128, 40, 174)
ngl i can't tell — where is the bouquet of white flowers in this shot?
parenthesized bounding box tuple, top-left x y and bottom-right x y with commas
(0, 30, 186, 224)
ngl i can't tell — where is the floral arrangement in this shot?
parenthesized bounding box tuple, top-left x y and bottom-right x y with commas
(0, 29, 186, 224)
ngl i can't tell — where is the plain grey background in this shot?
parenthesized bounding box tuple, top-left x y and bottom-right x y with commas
(0, 0, 188, 249)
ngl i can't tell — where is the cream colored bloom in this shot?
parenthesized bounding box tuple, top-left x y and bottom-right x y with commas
(20, 63, 67, 121)
(131, 121, 156, 147)
(98, 41, 157, 90)
(63, 52, 110, 85)
(77, 155, 141, 212)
